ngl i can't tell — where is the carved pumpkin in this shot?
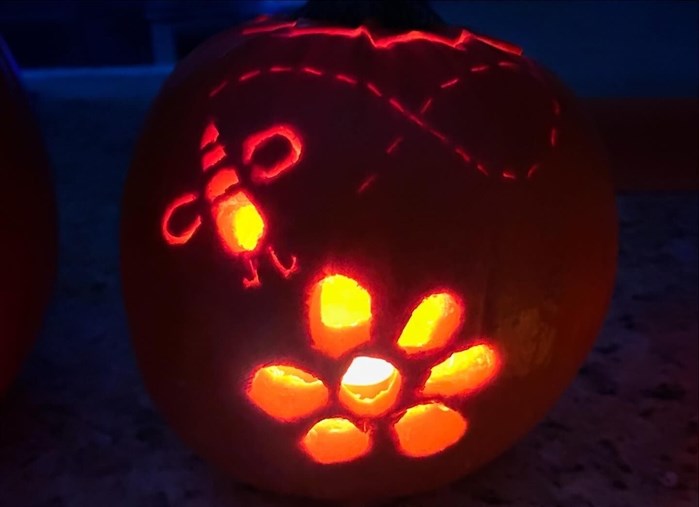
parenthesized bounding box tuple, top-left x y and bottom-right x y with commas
(0, 39, 57, 395)
(121, 8, 617, 501)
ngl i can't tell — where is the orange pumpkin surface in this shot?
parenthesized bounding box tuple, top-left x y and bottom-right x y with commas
(0, 39, 57, 395)
(121, 13, 617, 501)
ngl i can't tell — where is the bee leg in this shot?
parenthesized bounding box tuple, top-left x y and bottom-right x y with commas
(267, 246, 298, 279)
(242, 258, 261, 288)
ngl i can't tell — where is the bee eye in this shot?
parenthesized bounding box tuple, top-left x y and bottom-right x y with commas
(242, 124, 303, 184)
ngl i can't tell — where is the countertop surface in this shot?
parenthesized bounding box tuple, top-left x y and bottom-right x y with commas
(0, 95, 697, 507)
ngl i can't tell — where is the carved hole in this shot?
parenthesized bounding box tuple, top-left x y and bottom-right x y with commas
(247, 365, 328, 421)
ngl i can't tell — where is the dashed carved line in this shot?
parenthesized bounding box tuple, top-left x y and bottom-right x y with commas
(209, 80, 229, 98)
(386, 136, 403, 155)
(454, 147, 471, 164)
(335, 73, 358, 85)
(388, 97, 406, 113)
(213, 63, 559, 180)
(527, 163, 540, 178)
(428, 60, 562, 179)
(497, 61, 518, 70)
(239, 70, 261, 82)
(357, 174, 379, 194)
(425, 126, 448, 144)
(366, 82, 382, 97)
(302, 66, 323, 76)
(440, 78, 460, 89)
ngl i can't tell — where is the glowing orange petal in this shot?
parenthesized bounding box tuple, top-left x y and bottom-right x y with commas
(308, 274, 372, 358)
(214, 191, 265, 254)
(301, 418, 371, 464)
(397, 292, 463, 355)
(393, 403, 467, 458)
(246, 365, 328, 421)
(422, 344, 500, 398)
(339, 356, 401, 417)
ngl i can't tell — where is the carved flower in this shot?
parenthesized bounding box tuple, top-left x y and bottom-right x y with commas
(246, 274, 501, 464)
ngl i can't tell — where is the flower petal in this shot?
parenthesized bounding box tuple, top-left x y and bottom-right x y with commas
(301, 418, 371, 464)
(397, 292, 463, 355)
(393, 402, 467, 457)
(246, 364, 328, 421)
(421, 343, 500, 398)
(308, 274, 372, 358)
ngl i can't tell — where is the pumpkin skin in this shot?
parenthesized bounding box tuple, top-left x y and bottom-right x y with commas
(0, 39, 57, 395)
(121, 18, 617, 501)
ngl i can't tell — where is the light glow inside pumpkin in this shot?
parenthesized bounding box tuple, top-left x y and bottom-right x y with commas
(247, 364, 328, 421)
(214, 190, 265, 253)
(393, 402, 468, 457)
(319, 275, 371, 328)
(205, 168, 239, 202)
(309, 275, 372, 357)
(422, 344, 499, 397)
(244, 271, 503, 464)
(397, 292, 463, 354)
(301, 417, 371, 464)
(339, 356, 402, 417)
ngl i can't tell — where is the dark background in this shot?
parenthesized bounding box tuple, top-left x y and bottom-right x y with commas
(0, 0, 697, 96)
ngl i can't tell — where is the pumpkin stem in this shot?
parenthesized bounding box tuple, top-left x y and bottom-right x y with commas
(295, 0, 445, 32)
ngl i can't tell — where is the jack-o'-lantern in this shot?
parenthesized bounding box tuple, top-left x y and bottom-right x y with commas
(0, 38, 57, 395)
(121, 1, 617, 501)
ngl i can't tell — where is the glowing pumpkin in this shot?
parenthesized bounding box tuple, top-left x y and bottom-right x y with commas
(121, 6, 617, 501)
(0, 38, 57, 395)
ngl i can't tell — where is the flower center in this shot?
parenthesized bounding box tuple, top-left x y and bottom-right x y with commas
(339, 356, 401, 417)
